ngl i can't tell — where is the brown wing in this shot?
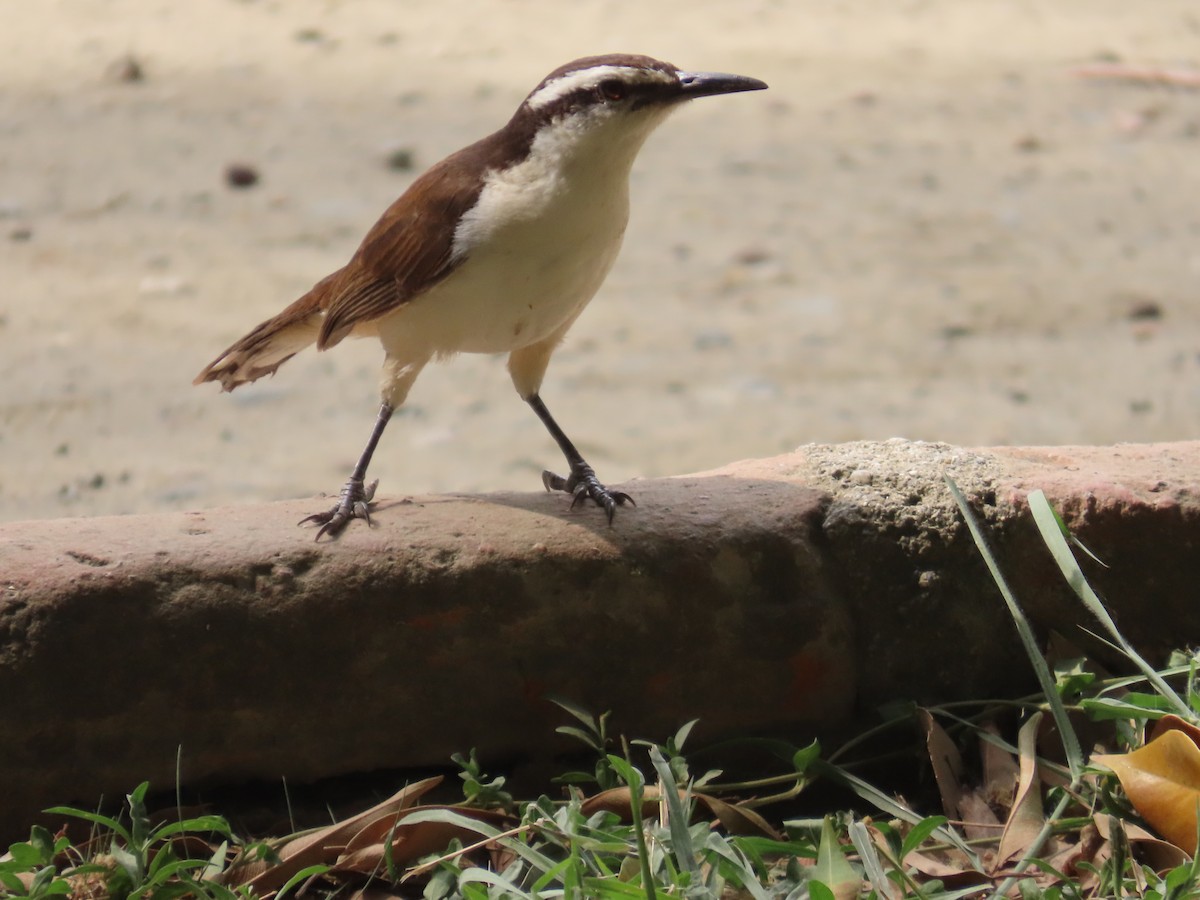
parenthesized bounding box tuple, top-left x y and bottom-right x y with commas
(195, 123, 526, 390)
(316, 154, 488, 349)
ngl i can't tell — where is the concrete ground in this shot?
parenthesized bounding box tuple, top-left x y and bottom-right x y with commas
(2, 0, 1199, 522)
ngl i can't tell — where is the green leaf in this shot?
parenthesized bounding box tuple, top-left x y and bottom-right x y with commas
(900, 815, 948, 861)
(43, 807, 132, 845)
(673, 719, 699, 752)
(275, 864, 332, 899)
(548, 696, 600, 730)
(530, 855, 575, 893)
(29, 868, 70, 897)
(557, 726, 604, 753)
(0, 869, 30, 895)
(6, 842, 43, 869)
(701, 832, 771, 900)
(792, 739, 821, 775)
(606, 755, 644, 792)
(28, 826, 58, 864)
(110, 843, 144, 884)
(649, 746, 700, 881)
(813, 816, 858, 895)
(458, 865, 530, 895)
(1054, 657, 1096, 700)
(552, 770, 599, 785)
(848, 820, 891, 899)
(152, 815, 234, 841)
(1082, 694, 1175, 721)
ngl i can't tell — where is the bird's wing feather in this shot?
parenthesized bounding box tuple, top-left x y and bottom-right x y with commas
(317, 157, 488, 349)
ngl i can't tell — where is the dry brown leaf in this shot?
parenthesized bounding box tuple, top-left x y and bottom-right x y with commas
(580, 785, 651, 821)
(918, 709, 963, 820)
(867, 825, 980, 885)
(578, 786, 778, 838)
(1149, 714, 1200, 749)
(994, 713, 1044, 870)
(1038, 820, 1102, 885)
(980, 721, 1019, 810)
(1093, 814, 1190, 872)
(694, 795, 782, 840)
(223, 776, 443, 893)
(1094, 729, 1200, 854)
(956, 788, 1003, 843)
(334, 807, 514, 875)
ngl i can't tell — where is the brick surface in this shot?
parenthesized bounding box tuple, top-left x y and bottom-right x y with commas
(1, 440, 1197, 840)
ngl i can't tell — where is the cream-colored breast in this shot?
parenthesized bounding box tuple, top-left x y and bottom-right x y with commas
(376, 106, 670, 360)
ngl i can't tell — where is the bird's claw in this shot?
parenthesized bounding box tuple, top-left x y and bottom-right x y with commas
(541, 466, 634, 524)
(299, 478, 379, 541)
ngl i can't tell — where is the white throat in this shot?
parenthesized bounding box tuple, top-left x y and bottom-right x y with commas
(451, 102, 674, 263)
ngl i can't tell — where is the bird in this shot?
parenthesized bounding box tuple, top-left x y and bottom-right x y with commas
(194, 54, 768, 539)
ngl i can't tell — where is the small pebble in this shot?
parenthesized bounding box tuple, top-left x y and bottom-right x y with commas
(1127, 299, 1163, 321)
(225, 164, 260, 189)
(108, 54, 144, 83)
(1013, 133, 1042, 152)
(385, 147, 416, 171)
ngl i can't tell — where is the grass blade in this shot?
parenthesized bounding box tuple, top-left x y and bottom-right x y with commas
(811, 761, 980, 868)
(945, 476, 1084, 780)
(606, 753, 656, 900)
(848, 819, 896, 900)
(648, 746, 701, 883)
(1026, 489, 1191, 719)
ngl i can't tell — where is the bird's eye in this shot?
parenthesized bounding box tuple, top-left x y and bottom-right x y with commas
(598, 80, 628, 101)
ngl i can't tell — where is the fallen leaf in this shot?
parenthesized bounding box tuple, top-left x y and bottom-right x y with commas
(956, 788, 1003, 843)
(919, 709, 963, 820)
(1039, 821, 1102, 885)
(813, 815, 860, 900)
(980, 720, 1019, 810)
(223, 776, 443, 892)
(579, 786, 779, 838)
(1149, 714, 1200, 749)
(868, 825, 982, 886)
(695, 794, 782, 840)
(334, 806, 513, 875)
(994, 713, 1044, 869)
(1094, 729, 1200, 854)
(1094, 814, 1190, 872)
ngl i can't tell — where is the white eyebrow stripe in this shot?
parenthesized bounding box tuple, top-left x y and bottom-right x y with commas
(525, 65, 673, 110)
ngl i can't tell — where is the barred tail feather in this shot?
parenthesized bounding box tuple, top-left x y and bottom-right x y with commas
(193, 269, 354, 391)
(193, 315, 323, 392)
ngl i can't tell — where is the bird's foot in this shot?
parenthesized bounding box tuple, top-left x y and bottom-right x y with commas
(299, 478, 379, 541)
(541, 465, 634, 524)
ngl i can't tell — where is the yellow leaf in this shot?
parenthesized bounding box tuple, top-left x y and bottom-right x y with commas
(1093, 729, 1200, 854)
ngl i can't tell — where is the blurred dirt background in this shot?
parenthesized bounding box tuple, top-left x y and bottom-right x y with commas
(1, 0, 1198, 523)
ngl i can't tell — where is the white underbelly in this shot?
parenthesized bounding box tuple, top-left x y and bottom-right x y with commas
(370, 101, 673, 364)
(376, 194, 629, 358)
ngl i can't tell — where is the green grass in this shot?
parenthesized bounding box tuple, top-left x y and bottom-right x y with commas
(3, 485, 1199, 898)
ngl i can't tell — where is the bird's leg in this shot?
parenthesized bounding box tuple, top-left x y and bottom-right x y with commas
(526, 393, 633, 523)
(300, 402, 393, 540)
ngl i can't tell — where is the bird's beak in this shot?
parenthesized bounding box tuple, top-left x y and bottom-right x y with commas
(675, 70, 768, 99)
